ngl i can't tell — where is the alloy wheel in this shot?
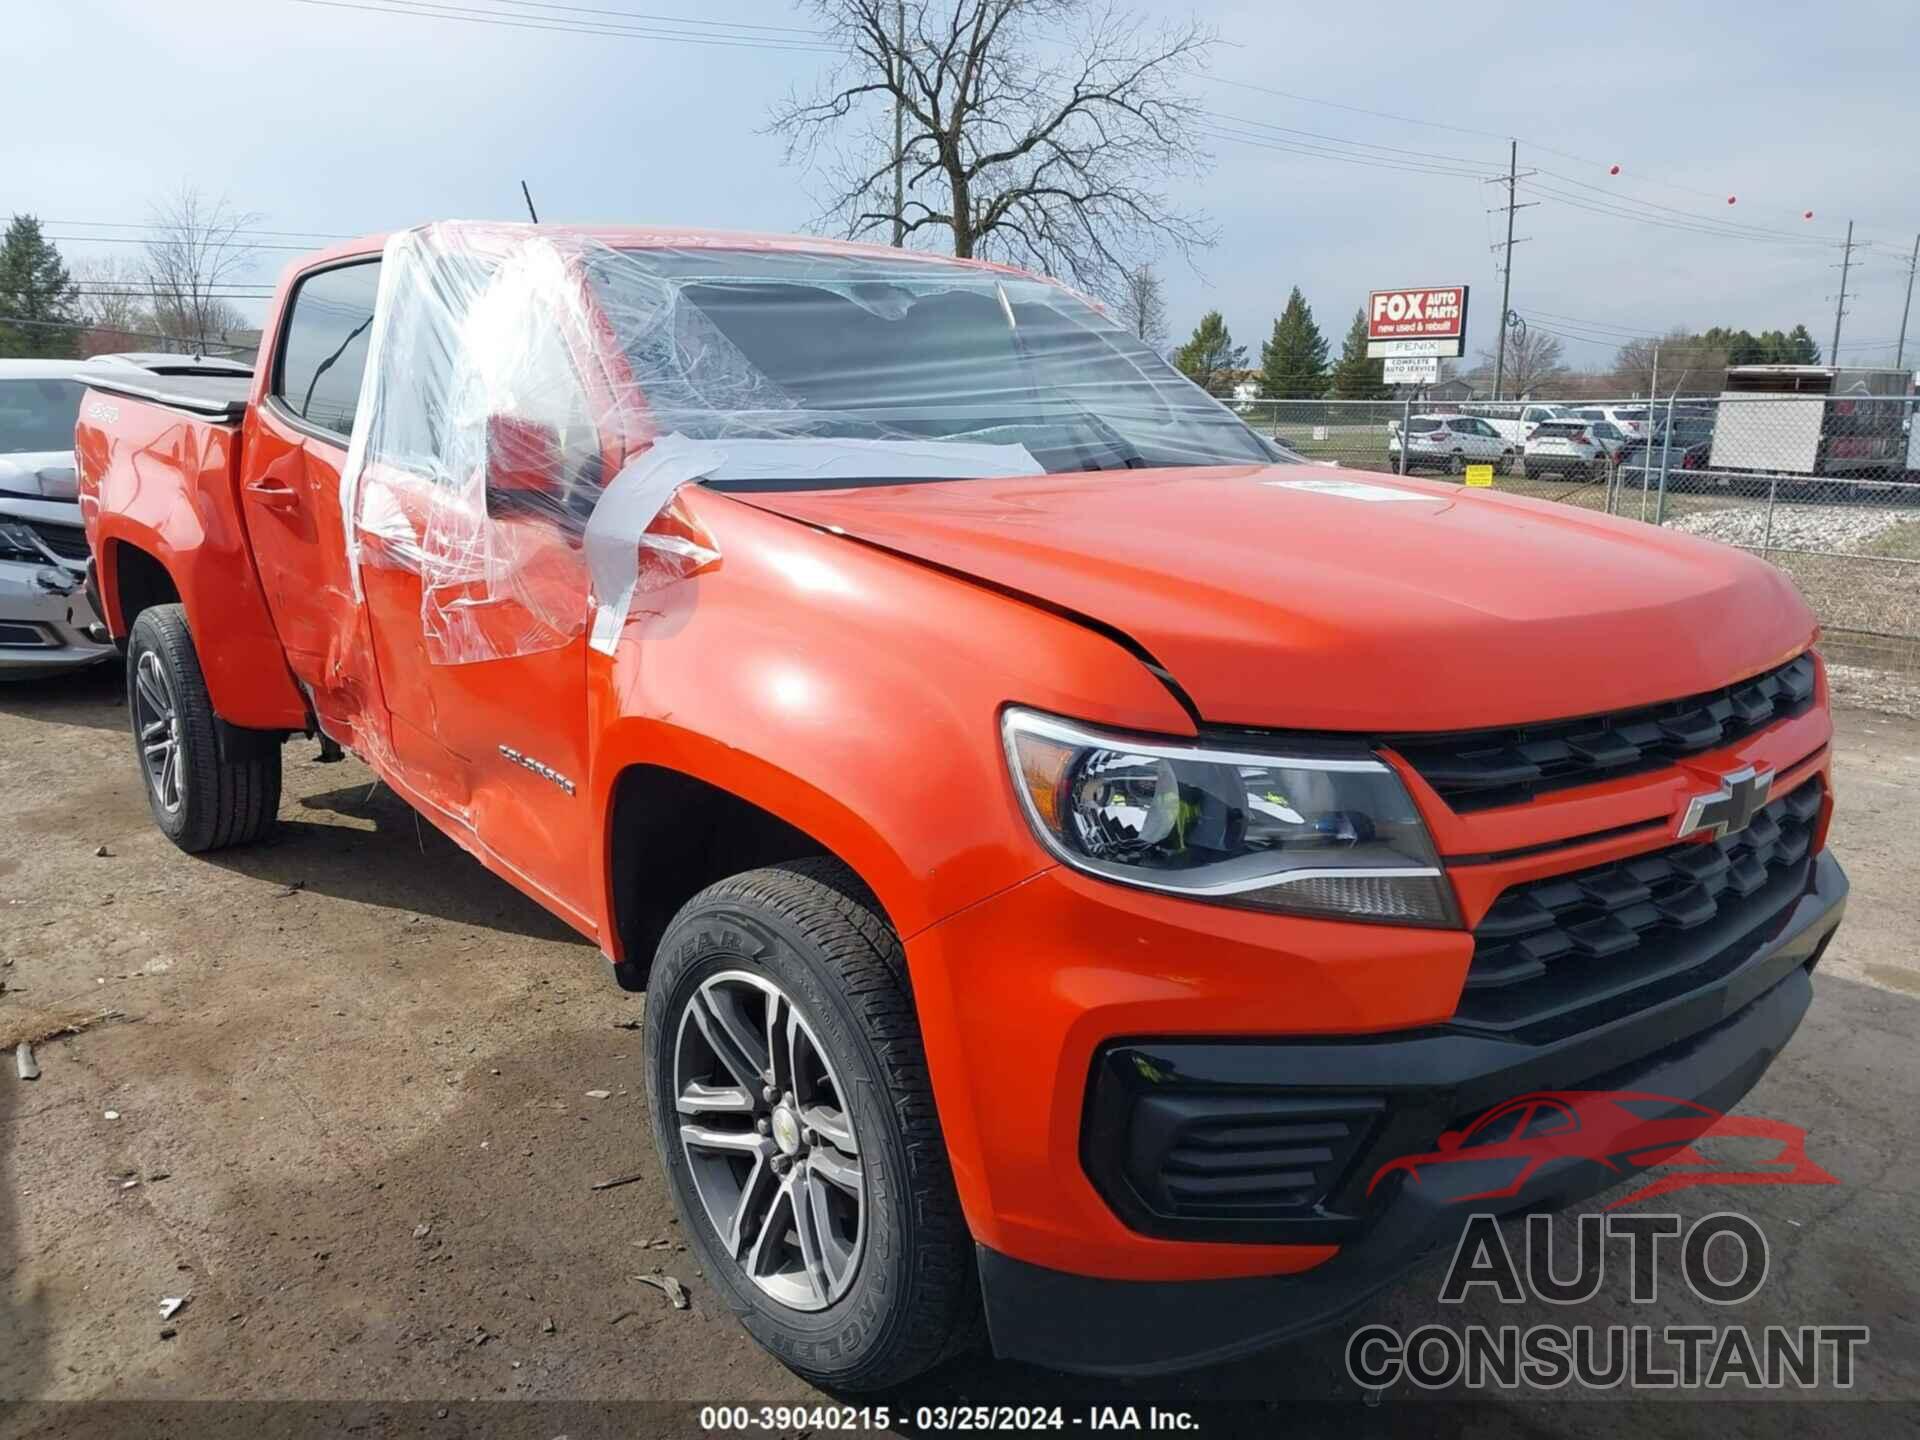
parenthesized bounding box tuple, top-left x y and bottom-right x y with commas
(133, 649, 184, 815)
(673, 970, 865, 1311)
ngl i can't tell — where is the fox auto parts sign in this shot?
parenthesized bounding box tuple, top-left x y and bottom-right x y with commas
(1368, 285, 1468, 358)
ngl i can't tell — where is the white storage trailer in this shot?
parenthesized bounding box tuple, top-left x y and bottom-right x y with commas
(1708, 365, 1912, 481)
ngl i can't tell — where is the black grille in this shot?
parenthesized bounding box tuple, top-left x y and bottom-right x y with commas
(1457, 777, 1823, 1036)
(22, 520, 90, 562)
(1393, 653, 1817, 812)
(1120, 1092, 1383, 1220)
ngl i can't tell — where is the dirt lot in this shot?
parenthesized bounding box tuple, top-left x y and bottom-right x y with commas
(3, 668, 1918, 1436)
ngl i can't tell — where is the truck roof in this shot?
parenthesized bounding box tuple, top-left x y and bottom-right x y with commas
(301, 223, 1042, 279)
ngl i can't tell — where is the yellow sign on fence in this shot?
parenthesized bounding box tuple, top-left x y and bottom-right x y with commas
(1464, 464, 1495, 488)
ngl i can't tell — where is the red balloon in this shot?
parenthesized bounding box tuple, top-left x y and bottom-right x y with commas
(1804, 210, 1815, 221)
(1609, 163, 1621, 176)
(1727, 195, 1738, 205)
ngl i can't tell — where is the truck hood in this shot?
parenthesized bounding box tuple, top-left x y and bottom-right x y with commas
(733, 465, 1817, 732)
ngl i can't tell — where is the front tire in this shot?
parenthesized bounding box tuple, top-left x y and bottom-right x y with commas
(646, 858, 978, 1390)
(126, 604, 281, 853)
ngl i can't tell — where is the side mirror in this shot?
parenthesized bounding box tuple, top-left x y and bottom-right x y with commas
(485, 415, 563, 502)
(1435, 1130, 1463, 1153)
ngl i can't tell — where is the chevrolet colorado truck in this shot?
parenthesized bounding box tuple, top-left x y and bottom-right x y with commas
(74, 223, 1846, 1387)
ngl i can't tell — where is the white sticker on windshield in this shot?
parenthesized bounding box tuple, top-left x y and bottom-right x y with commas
(1265, 478, 1432, 503)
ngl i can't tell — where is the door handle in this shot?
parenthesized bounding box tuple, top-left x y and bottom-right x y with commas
(245, 479, 301, 511)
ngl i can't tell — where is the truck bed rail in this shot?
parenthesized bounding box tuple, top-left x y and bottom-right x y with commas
(76, 364, 252, 423)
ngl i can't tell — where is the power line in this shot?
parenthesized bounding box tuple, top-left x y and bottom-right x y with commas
(1198, 124, 1497, 180)
(1520, 309, 1669, 340)
(456, 0, 820, 35)
(47, 233, 318, 252)
(1212, 75, 1526, 147)
(1210, 73, 1830, 223)
(0, 315, 253, 352)
(1529, 168, 1841, 246)
(1201, 112, 1503, 172)
(44, 219, 358, 241)
(282, 0, 841, 51)
(1517, 182, 1838, 249)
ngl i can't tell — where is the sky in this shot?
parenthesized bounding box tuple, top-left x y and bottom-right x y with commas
(14, 0, 1920, 372)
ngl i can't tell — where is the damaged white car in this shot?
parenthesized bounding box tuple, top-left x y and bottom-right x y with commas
(0, 358, 113, 678)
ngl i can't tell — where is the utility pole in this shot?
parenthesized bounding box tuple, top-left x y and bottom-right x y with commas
(891, 1, 905, 247)
(1829, 219, 1856, 364)
(1487, 140, 1535, 401)
(1897, 232, 1919, 370)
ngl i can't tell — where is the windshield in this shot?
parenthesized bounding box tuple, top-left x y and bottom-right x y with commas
(586, 249, 1288, 483)
(0, 378, 83, 455)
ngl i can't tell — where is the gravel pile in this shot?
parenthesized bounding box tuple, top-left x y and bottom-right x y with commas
(1666, 503, 1908, 552)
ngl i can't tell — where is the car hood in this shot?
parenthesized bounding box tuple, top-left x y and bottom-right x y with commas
(0, 450, 79, 501)
(733, 465, 1817, 732)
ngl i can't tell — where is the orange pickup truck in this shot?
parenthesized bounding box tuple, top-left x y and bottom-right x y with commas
(74, 222, 1846, 1386)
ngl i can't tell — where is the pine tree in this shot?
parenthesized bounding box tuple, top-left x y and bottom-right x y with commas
(1172, 311, 1246, 394)
(1328, 307, 1390, 399)
(1258, 287, 1329, 399)
(1785, 323, 1821, 364)
(0, 215, 81, 357)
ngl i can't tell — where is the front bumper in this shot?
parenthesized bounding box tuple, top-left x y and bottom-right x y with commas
(0, 557, 114, 676)
(973, 849, 1845, 1375)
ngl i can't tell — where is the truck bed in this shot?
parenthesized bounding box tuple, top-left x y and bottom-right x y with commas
(76, 363, 253, 423)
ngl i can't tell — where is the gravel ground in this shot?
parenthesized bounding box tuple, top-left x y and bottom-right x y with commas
(1664, 501, 1908, 552)
(1826, 663, 1920, 719)
(2, 667, 1918, 1437)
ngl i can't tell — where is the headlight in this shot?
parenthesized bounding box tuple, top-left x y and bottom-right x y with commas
(1001, 707, 1458, 926)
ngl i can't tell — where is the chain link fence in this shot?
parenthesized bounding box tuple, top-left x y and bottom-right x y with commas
(1232, 394, 1920, 678)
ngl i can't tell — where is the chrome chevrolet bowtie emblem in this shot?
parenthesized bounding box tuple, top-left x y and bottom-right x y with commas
(1677, 766, 1774, 841)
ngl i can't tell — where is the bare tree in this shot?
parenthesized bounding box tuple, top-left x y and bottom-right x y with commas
(1113, 262, 1169, 349)
(1472, 328, 1567, 397)
(143, 185, 261, 351)
(771, 0, 1218, 295)
(1612, 330, 1729, 398)
(72, 256, 154, 356)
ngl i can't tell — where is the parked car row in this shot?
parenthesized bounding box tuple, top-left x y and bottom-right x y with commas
(1402, 403, 1723, 484)
(1387, 414, 1519, 473)
(1386, 406, 1647, 480)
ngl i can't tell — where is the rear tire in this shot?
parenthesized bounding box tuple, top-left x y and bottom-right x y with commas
(126, 604, 281, 853)
(646, 857, 978, 1390)
(1447, 451, 1465, 475)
